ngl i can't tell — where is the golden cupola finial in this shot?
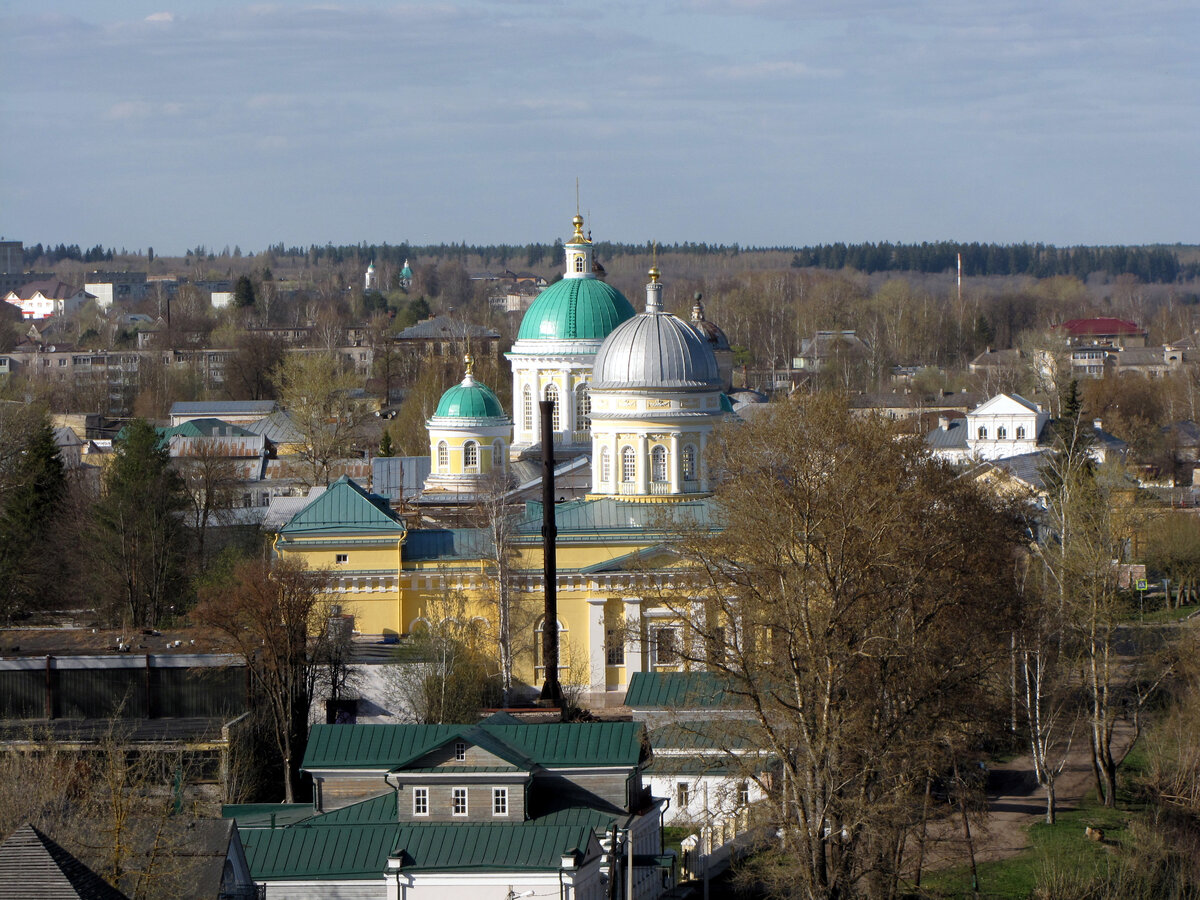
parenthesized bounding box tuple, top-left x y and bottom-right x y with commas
(571, 214, 587, 244)
(648, 265, 661, 283)
(463, 352, 474, 377)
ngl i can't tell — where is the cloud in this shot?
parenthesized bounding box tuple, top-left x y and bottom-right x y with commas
(144, 12, 174, 23)
(105, 100, 183, 120)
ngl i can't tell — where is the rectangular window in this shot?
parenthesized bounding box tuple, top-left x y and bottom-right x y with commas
(454, 741, 467, 761)
(335, 553, 348, 565)
(492, 787, 508, 816)
(606, 628, 624, 666)
(653, 627, 679, 666)
(676, 782, 690, 807)
(738, 782, 750, 806)
(413, 788, 428, 816)
(452, 788, 468, 816)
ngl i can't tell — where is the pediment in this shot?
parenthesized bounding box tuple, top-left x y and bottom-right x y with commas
(969, 393, 1039, 418)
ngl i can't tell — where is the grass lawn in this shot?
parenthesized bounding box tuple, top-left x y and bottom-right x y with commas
(912, 746, 1147, 899)
(1137, 602, 1199, 625)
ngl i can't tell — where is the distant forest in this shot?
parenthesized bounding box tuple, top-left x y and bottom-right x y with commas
(25, 239, 1198, 284)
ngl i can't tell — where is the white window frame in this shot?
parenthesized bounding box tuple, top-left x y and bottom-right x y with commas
(651, 445, 668, 483)
(652, 626, 680, 666)
(452, 788, 468, 816)
(335, 553, 348, 566)
(574, 383, 590, 431)
(682, 444, 697, 481)
(437, 440, 448, 472)
(454, 741, 466, 761)
(676, 782, 690, 807)
(523, 385, 533, 432)
(464, 440, 479, 473)
(599, 447, 611, 483)
(544, 383, 560, 431)
(413, 787, 429, 816)
(621, 446, 636, 483)
(492, 787, 508, 816)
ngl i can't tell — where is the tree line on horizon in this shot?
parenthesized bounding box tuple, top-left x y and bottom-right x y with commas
(24, 238, 1198, 283)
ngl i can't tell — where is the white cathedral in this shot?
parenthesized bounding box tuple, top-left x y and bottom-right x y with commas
(422, 213, 732, 499)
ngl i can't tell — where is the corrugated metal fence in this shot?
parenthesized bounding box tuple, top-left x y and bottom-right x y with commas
(0, 654, 247, 720)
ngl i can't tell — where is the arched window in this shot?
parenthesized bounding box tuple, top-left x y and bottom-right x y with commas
(621, 446, 636, 483)
(651, 445, 668, 482)
(437, 441, 448, 472)
(977, 426, 988, 440)
(600, 446, 611, 483)
(522, 385, 533, 433)
(464, 440, 478, 472)
(1016, 426, 1026, 440)
(534, 616, 569, 672)
(492, 439, 505, 470)
(682, 444, 697, 481)
(997, 426, 1007, 440)
(574, 383, 590, 431)
(574, 255, 584, 273)
(544, 383, 560, 431)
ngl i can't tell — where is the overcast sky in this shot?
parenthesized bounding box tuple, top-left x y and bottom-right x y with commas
(2, 0, 1196, 255)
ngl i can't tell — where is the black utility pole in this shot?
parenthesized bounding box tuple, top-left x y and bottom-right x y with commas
(538, 399, 564, 712)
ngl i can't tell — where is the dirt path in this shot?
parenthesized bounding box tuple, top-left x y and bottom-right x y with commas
(919, 716, 1139, 869)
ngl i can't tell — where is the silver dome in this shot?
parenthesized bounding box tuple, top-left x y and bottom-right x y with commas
(592, 311, 722, 391)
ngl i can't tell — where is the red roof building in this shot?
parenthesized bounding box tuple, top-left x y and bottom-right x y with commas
(1056, 317, 1146, 348)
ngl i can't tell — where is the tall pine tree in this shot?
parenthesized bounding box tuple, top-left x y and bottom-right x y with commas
(0, 416, 65, 621)
(92, 419, 189, 626)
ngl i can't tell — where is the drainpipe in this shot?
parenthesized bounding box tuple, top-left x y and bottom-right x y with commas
(538, 400, 563, 711)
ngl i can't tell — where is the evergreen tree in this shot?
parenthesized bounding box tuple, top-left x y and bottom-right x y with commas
(233, 275, 257, 308)
(92, 419, 189, 626)
(0, 416, 66, 621)
(378, 431, 394, 457)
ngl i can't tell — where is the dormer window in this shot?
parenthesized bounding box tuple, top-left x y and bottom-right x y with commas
(574, 255, 584, 273)
(454, 741, 466, 761)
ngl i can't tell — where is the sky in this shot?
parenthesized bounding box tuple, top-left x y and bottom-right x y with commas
(2, 0, 1197, 255)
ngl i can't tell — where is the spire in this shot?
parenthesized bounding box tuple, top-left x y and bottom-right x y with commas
(462, 352, 475, 384)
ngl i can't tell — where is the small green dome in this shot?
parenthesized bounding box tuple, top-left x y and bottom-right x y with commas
(517, 278, 636, 343)
(433, 375, 506, 419)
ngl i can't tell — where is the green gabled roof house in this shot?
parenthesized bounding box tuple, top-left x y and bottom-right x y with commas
(227, 716, 672, 899)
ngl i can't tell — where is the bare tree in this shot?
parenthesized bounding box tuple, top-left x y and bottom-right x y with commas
(193, 557, 334, 803)
(274, 351, 372, 487)
(174, 437, 242, 563)
(658, 395, 1026, 899)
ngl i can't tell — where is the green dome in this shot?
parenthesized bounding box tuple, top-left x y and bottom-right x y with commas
(517, 278, 636, 342)
(433, 376, 506, 419)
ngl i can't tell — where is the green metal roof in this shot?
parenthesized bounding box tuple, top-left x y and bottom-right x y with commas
(221, 803, 317, 828)
(240, 820, 599, 879)
(516, 278, 635, 343)
(160, 418, 257, 439)
(648, 721, 760, 751)
(390, 823, 596, 872)
(303, 721, 646, 771)
(279, 476, 405, 536)
(241, 823, 397, 880)
(432, 376, 506, 420)
(624, 672, 748, 710)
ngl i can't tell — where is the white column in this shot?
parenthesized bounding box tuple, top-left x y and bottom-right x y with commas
(624, 598, 643, 679)
(637, 433, 650, 495)
(587, 597, 607, 695)
(669, 432, 681, 494)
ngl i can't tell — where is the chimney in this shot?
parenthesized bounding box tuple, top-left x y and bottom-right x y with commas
(1094, 419, 1103, 431)
(938, 415, 950, 431)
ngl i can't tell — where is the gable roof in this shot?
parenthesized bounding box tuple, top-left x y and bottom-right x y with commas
(242, 410, 305, 444)
(278, 476, 405, 536)
(969, 393, 1040, 417)
(160, 418, 257, 440)
(1058, 317, 1141, 337)
(395, 316, 500, 341)
(10, 280, 86, 301)
(302, 722, 646, 771)
(0, 824, 129, 899)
